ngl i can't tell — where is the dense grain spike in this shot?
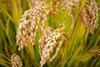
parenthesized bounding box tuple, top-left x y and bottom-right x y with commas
(40, 27, 65, 67)
(11, 54, 22, 67)
(16, 1, 49, 51)
(80, 0, 98, 32)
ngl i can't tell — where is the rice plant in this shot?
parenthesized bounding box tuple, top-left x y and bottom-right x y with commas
(0, 0, 100, 67)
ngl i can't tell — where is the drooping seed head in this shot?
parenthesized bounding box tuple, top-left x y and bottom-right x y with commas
(40, 27, 65, 67)
(62, 0, 79, 16)
(16, 1, 50, 51)
(80, 0, 98, 32)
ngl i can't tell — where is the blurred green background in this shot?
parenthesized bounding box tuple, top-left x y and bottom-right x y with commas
(0, 0, 100, 67)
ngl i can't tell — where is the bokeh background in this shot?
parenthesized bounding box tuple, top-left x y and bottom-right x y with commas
(0, 0, 100, 67)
